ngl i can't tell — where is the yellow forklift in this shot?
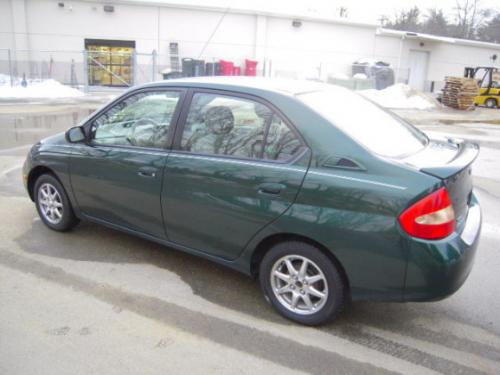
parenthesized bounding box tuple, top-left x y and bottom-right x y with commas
(464, 66, 500, 108)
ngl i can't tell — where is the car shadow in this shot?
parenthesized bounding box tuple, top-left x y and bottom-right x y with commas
(14, 218, 447, 332)
(15, 219, 286, 323)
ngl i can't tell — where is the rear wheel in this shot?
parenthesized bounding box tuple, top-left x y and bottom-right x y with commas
(34, 174, 79, 231)
(485, 98, 497, 108)
(259, 241, 345, 325)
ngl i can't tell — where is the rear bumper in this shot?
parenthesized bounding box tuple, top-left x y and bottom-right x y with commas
(403, 196, 481, 301)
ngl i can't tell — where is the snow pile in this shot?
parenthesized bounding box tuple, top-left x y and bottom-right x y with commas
(0, 75, 83, 99)
(328, 72, 350, 80)
(353, 73, 368, 79)
(360, 83, 438, 110)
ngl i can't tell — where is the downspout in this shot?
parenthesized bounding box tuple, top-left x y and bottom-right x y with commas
(396, 34, 405, 84)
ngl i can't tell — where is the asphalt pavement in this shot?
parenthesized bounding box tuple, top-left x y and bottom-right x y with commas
(1, 104, 499, 374)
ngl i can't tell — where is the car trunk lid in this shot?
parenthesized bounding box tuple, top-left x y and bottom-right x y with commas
(402, 137, 479, 222)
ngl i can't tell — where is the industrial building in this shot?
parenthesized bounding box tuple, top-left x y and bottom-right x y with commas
(1, 0, 499, 91)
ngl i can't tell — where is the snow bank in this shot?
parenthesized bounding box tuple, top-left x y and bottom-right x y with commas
(360, 83, 438, 110)
(0, 75, 83, 99)
(352, 73, 368, 79)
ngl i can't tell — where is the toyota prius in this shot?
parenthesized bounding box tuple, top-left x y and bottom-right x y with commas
(23, 77, 481, 325)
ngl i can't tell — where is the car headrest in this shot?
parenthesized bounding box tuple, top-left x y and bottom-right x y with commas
(204, 106, 234, 135)
(254, 103, 272, 122)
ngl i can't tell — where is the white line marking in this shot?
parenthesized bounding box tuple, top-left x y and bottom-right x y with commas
(0, 144, 31, 154)
(0, 163, 23, 178)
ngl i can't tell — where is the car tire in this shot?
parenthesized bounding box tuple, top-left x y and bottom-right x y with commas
(34, 173, 79, 232)
(485, 98, 497, 108)
(259, 241, 345, 325)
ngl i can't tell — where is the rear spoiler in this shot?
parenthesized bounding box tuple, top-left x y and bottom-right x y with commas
(420, 140, 479, 179)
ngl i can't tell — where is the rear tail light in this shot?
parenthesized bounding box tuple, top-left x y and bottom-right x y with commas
(399, 187, 455, 240)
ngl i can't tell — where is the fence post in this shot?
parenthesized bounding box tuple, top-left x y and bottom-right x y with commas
(132, 50, 137, 86)
(70, 59, 78, 87)
(82, 50, 89, 93)
(152, 50, 157, 82)
(7, 49, 13, 87)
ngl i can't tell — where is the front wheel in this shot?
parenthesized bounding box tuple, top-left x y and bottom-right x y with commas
(34, 174, 79, 231)
(259, 241, 346, 325)
(485, 98, 497, 108)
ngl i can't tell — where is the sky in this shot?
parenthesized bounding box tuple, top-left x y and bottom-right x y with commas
(330, 0, 500, 23)
(134, 0, 500, 24)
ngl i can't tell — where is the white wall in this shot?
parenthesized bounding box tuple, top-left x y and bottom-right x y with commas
(429, 43, 499, 81)
(2, 0, 499, 89)
(265, 17, 376, 78)
(374, 34, 500, 90)
(158, 7, 256, 63)
(23, 0, 159, 55)
(0, 0, 380, 82)
(0, 0, 14, 51)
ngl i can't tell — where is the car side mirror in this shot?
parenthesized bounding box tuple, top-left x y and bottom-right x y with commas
(66, 126, 86, 143)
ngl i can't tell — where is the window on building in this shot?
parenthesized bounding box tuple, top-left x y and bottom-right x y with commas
(85, 39, 135, 87)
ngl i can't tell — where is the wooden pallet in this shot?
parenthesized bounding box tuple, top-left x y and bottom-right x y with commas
(441, 77, 479, 110)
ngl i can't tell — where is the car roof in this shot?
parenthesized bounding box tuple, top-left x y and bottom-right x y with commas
(142, 76, 340, 96)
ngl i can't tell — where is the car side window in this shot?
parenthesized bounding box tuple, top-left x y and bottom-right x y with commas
(91, 91, 181, 148)
(264, 114, 303, 161)
(180, 93, 272, 159)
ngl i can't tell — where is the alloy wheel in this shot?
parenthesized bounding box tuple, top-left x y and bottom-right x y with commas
(38, 183, 64, 225)
(270, 255, 329, 315)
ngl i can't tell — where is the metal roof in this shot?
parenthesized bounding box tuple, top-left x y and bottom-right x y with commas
(377, 28, 500, 50)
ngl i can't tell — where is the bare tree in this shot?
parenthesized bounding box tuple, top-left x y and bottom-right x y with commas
(381, 2, 496, 42)
(423, 9, 449, 36)
(337, 6, 348, 18)
(452, 0, 492, 39)
(478, 12, 500, 43)
(384, 6, 421, 32)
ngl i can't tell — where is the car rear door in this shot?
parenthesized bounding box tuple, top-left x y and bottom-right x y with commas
(162, 89, 310, 260)
(70, 88, 184, 239)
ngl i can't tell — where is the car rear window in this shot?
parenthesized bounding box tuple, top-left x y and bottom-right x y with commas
(298, 88, 428, 158)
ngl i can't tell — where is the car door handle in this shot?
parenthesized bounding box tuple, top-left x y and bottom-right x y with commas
(137, 167, 158, 178)
(258, 183, 285, 195)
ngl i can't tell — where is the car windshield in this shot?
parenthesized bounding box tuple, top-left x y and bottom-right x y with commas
(297, 88, 428, 158)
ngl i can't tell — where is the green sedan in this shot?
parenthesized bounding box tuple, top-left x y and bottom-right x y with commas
(23, 77, 481, 325)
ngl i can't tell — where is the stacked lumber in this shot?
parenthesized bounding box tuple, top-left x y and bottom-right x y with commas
(441, 77, 479, 110)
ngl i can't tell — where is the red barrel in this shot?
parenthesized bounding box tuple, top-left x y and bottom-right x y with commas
(219, 60, 234, 76)
(245, 59, 258, 76)
(233, 66, 241, 75)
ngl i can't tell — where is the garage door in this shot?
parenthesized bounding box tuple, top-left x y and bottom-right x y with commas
(408, 50, 429, 92)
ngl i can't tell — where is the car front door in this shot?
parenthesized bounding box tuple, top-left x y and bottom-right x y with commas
(162, 90, 310, 260)
(70, 89, 184, 239)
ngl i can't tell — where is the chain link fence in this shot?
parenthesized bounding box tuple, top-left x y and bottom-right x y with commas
(0, 48, 413, 94)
